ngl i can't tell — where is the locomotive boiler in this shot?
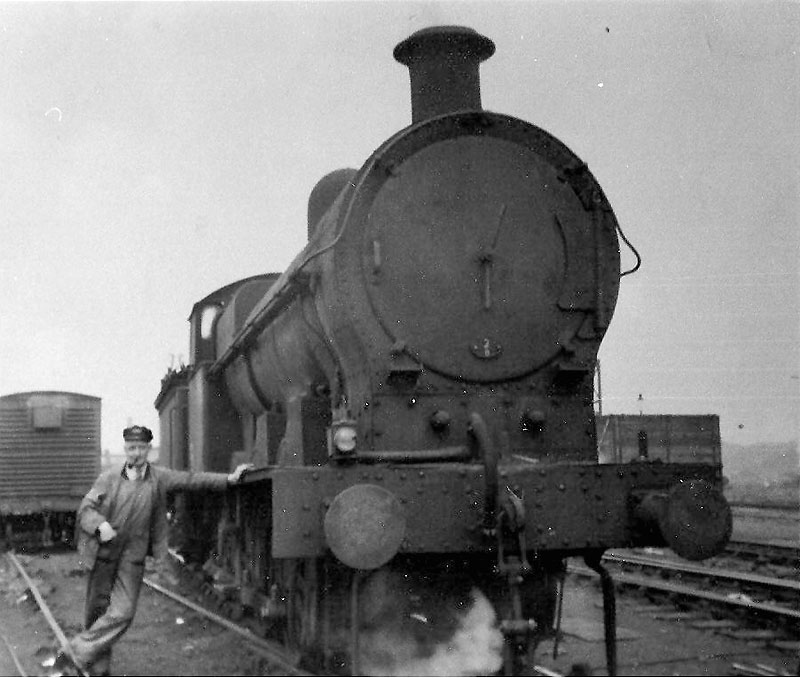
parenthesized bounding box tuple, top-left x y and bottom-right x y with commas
(156, 26, 732, 675)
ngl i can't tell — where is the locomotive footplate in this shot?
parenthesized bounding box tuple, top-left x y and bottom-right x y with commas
(269, 462, 731, 562)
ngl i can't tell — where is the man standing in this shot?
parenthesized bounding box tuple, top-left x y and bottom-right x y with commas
(53, 425, 252, 677)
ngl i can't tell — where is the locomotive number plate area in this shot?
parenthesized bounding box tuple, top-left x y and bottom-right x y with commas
(470, 337, 502, 360)
(270, 463, 721, 559)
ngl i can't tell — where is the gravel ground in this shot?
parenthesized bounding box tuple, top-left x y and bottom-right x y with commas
(538, 573, 798, 677)
(0, 551, 263, 677)
(1, 549, 797, 677)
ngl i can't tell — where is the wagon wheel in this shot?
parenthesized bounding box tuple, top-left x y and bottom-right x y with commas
(284, 558, 319, 654)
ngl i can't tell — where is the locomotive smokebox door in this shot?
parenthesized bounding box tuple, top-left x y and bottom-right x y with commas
(324, 484, 406, 570)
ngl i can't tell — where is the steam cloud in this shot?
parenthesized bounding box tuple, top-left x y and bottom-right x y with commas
(360, 588, 504, 677)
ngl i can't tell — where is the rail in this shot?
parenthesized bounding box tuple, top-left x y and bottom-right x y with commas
(726, 540, 800, 567)
(4, 551, 88, 677)
(567, 561, 800, 621)
(604, 552, 800, 592)
(0, 630, 27, 677)
(142, 577, 311, 676)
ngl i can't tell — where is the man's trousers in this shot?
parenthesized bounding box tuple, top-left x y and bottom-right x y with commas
(70, 557, 145, 674)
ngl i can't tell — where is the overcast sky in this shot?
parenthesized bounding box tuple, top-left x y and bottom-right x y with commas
(1, 1, 797, 454)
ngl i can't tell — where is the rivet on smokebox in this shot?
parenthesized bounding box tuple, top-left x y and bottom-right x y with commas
(558, 483, 566, 492)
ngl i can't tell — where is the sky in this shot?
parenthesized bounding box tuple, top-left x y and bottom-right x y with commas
(0, 1, 797, 455)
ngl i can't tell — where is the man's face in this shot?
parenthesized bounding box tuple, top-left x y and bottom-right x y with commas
(124, 441, 151, 468)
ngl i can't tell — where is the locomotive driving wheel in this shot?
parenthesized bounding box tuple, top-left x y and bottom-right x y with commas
(282, 558, 320, 660)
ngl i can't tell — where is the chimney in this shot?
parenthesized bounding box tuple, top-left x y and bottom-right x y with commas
(394, 25, 495, 124)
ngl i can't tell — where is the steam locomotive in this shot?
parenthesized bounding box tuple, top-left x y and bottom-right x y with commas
(155, 26, 732, 675)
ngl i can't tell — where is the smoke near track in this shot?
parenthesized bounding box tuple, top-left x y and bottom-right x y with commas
(359, 581, 504, 677)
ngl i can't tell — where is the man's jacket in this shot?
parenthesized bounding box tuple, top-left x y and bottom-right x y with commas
(75, 464, 229, 569)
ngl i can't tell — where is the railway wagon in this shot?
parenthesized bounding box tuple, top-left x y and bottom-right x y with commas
(0, 391, 101, 548)
(597, 414, 721, 466)
(155, 26, 732, 676)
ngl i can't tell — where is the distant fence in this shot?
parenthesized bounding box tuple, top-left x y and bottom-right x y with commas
(725, 482, 800, 510)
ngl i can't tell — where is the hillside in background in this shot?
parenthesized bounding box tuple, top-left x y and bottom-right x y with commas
(722, 440, 799, 508)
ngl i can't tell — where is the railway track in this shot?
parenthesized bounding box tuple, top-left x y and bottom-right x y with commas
(564, 546, 798, 676)
(567, 544, 800, 641)
(2, 548, 793, 676)
(4, 551, 88, 678)
(724, 540, 800, 572)
(1, 549, 570, 677)
(0, 629, 28, 677)
(141, 576, 309, 676)
(1, 550, 309, 677)
(599, 552, 800, 618)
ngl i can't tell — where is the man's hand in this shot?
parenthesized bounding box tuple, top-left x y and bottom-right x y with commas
(96, 521, 117, 543)
(227, 463, 255, 484)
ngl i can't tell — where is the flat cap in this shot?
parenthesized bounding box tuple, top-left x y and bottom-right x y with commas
(123, 425, 153, 443)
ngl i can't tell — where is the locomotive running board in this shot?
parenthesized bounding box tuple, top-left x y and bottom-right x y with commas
(267, 462, 723, 559)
